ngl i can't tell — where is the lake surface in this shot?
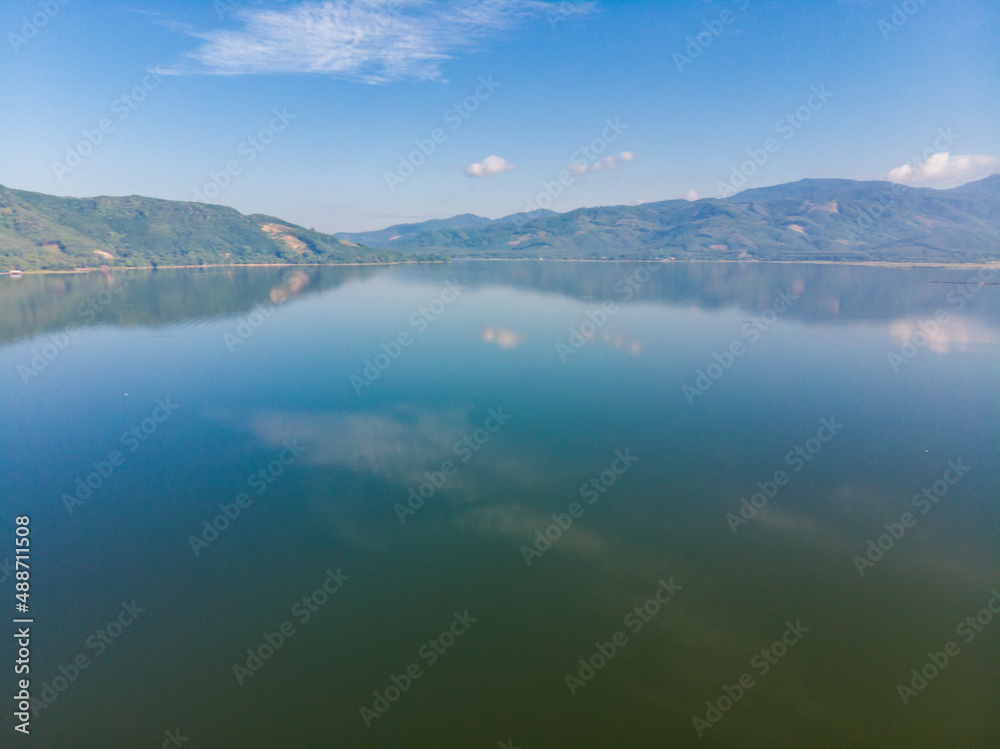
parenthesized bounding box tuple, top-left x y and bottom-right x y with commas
(0, 261, 997, 748)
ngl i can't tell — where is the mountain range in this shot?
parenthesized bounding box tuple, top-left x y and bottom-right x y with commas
(2, 176, 998, 271)
(334, 209, 555, 249)
(340, 176, 1000, 263)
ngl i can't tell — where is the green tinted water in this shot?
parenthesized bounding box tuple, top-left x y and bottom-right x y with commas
(0, 261, 997, 748)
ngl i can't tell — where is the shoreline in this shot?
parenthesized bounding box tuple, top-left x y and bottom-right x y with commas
(4, 257, 998, 276)
(437, 257, 1000, 269)
(1, 259, 446, 276)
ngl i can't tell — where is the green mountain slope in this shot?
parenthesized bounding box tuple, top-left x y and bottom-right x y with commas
(0, 186, 415, 271)
(3, 177, 997, 270)
(343, 176, 1000, 263)
(334, 209, 556, 249)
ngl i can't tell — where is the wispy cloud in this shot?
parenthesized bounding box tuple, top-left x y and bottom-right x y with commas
(888, 151, 999, 187)
(567, 150, 633, 176)
(162, 0, 592, 82)
(465, 155, 515, 177)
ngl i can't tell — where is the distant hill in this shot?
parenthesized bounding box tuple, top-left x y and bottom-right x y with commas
(335, 176, 1000, 263)
(946, 173, 1000, 197)
(335, 209, 556, 251)
(3, 176, 998, 271)
(0, 186, 421, 271)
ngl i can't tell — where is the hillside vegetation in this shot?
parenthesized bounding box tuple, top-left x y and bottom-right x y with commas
(334, 176, 1000, 263)
(0, 186, 417, 271)
(3, 177, 998, 270)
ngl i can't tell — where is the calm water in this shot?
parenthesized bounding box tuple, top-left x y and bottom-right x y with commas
(0, 261, 997, 748)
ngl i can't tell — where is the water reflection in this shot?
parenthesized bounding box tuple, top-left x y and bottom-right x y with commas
(0, 261, 997, 748)
(3, 261, 999, 347)
(888, 316, 999, 353)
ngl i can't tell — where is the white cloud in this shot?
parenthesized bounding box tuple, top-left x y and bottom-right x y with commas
(164, 0, 592, 82)
(481, 326, 524, 348)
(566, 150, 634, 176)
(465, 155, 515, 177)
(683, 189, 699, 201)
(887, 151, 999, 187)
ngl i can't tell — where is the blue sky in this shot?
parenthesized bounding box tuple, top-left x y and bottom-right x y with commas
(1, 0, 998, 232)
